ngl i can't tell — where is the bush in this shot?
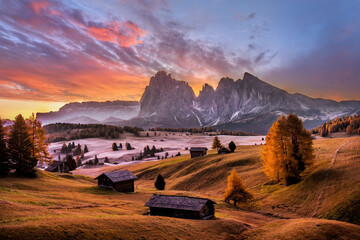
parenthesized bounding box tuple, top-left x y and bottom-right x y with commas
(229, 141, 236, 152)
(112, 142, 118, 151)
(155, 174, 166, 190)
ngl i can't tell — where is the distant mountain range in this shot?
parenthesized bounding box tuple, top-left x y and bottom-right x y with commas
(37, 71, 360, 134)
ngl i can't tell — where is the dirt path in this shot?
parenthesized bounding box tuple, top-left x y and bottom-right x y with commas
(312, 139, 351, 217)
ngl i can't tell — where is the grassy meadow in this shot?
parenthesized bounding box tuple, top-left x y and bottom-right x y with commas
(1, 136, 360, 239)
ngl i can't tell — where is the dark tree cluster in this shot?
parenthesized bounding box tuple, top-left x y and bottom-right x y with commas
(135, 145, 164, 160)
(61, 142, 86, 157)
(312, 114, 360, 136)
(0, 115, 51, 177)
(149, 127, 218, 133)
(123, 126, 144, 137)
(44, 123, 144, 143)
(148, 127, 254, 136)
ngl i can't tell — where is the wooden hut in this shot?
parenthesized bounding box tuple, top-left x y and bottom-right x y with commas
(189, 147, 208, 158)
(218, 147, 231, 154)
(45, 161, 69, 173)
(145, 194, 216, 219)
(95, 170, 137, 192)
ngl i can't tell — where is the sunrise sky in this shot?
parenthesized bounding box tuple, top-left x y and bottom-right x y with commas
(0, 0, 359, 119)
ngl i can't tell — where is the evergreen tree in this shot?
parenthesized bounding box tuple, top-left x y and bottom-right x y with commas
(65, 154, 76, 171)
(126, 142, 132, 150)
(224, 170, 253, 205)
(61, 143, 68, 153)
(112, 142, 118, 151)
(104, 157, 109, 163)
(94, 155, 98, 165)
(71, 142, 75, 149)
(67, 143, 72, 152)
(154, 174, 166, 190)
(0, 119, 10, 176)
(73, 144, 82, 156)
(8, 114, 37, 177)
(119, 143, 122, 149)
(76, 155, 81, 167)
(261, 114, 314, 185)
(212, 136, 222, 150)
(229, 141, 236, 152)
(84, 145, 89, 153)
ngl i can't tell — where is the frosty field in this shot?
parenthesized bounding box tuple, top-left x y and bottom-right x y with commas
(47, 132, 265, 167)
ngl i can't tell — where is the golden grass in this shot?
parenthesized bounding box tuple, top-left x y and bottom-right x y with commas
(1, 137, 360, 239)
(239, 218, 360, 240)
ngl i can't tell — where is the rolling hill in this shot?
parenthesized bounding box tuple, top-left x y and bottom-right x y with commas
(1, 136, 360, 239)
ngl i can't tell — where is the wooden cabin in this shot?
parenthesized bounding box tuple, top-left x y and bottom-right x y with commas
(145, 194, 216, 219)
(45, 161, 69, 173)
(95, 170, 137, 192)
(189, 147, 208, 158)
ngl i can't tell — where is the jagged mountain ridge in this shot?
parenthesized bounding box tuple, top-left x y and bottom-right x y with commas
(37, 71, 360, 134)
(135, 71, 360, 133)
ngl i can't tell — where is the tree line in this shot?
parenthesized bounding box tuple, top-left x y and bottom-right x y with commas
(0, 114, 51, 177)
(149, 127, 254, 136)
(312, 114, 360, 137)
(44, 123, 144, 143)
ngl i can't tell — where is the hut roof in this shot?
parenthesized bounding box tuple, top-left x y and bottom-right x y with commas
(189, 147, 208, 152)
(45, 161, 63, 172)
(95, 170, 137, 183)
(145, 194, 216, 212)
(218, 147, 231, 154)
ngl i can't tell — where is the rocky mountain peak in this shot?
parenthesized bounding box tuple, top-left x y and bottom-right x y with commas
(200, 83, 215, 93)
(139, 72, 197, 125)
(217, 77, 235, 88)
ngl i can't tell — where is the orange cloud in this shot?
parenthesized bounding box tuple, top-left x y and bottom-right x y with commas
(31, 1, 61, 16)
(76, 21, 147, 47)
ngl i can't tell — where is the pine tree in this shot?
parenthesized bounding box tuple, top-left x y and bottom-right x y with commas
(155, 174, 166, 190)
(65, 154, 76, 171)
(26, 113, 52, 165)
(0, 119, 10, 176)
(119, 143, 122, 149)
(76, 155, 81, 167)
(224, 170, 253, 205)
(126, 142, 132, 150)
(261, 114, 314, 185)
(8, 114, 37, 177)
(112, 142, 118, 151)
(212, 136, 222, 150)
(84, 145, 89, 153)
(73, 145, 82, 156)
(61, 143, 68, 153)
(104, 157, 109, 163)
(229, 141, 236, 152)
(94, 155, 98, 165)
